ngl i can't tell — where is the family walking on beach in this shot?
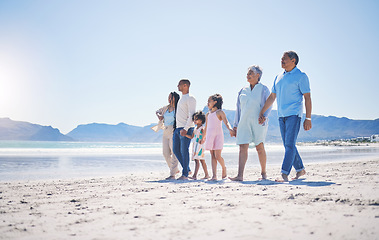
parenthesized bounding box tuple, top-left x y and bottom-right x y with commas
(154, 50, 312, 182)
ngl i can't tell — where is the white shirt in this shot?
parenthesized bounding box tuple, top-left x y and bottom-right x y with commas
(233, 83, 272, 128)
(176, 93, 196, 130)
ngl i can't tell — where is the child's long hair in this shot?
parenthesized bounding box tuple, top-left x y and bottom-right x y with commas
(170, 91, 180, 129)
(192, 111, 206, 124)
(209, 94, 223, 109)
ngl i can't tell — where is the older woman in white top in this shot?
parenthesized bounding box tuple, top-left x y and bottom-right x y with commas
(155, 92, 180, 180)
(230, 65, 272, 181)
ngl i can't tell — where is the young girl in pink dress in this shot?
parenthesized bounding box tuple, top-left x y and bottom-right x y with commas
(201, 94, 234, 181)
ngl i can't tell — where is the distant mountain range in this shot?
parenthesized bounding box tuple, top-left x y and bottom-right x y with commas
(66, 123, 161, 142)
(0, 118, 72, 141)
(1, 110, 378, 142)
(212, 109, 379, 143)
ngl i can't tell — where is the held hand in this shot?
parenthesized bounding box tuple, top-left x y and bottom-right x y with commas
(231, 127, 237, 137)
(258, 114, 266, 125)
(180, 129, 187, 136)
(303, 119, 312, 131)
(229, 129, 235, 137)
(158, 116, 164, 121)
(199, 138, 205, 144)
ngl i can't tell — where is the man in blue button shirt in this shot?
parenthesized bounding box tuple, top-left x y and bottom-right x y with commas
(259, 51, 312, 182)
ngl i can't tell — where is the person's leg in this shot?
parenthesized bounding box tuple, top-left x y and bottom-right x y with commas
(168, 130, 179, 176)
(162, 133, 173, 177)
(277, 117, 289, 182)
(190, 160, 200, 179)
(172, 128, 183, 173)
(284, 117, 306, 180)
(162, 132, 170, 161)
(229, 144, 249, 181)
(210, 150, 218, 180)
(200, 160, 209, 179)
(280, 115, 301, 176)
(187, 128, 194, 175)
(255, 142, 267, 180)
(292, 148, 306, 179)
(179, 128, 193, 178)
(214, 150, 227, 179)
(293, 146, 305, 169)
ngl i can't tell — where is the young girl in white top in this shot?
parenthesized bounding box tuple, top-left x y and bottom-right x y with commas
(185, 111, 209, 180)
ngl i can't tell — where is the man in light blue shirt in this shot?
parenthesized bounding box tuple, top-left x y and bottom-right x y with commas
(259, 51, 312, 182)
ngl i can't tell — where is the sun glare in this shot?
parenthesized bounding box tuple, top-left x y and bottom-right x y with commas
(0, 47, 33, 116)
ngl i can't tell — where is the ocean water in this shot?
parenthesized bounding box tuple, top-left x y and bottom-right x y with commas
(0, 141, 378, 181)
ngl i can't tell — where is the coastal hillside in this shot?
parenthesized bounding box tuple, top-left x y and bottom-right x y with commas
(207, 109, 379, 143)
(66, 123, 161, 142)
(0, 113, 378, 142)
(55, 110, 379, 142)
(0, 118, 73, 141)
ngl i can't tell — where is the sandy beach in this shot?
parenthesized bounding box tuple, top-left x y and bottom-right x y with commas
(0, 158, 378, 240)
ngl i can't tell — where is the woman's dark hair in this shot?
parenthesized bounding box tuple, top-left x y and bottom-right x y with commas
(192, 111, 206, 124)
(170, 91, 180, 129)
(210, 94, 223, 109)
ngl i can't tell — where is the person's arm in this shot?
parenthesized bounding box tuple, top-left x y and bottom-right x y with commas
(303, 93, 312, 131)
(299, 73, 312, 131)
(259, 86, 272, 126)
(185, 131, 195, 139)
(232, 90, 242, 137)
(181, 97, 196, 136)
(261, 87, 272, 117)
(156, 106, 167, 121)
(233, 90, 242, 128)
(199, 128, 204, 142)
(259, 93, 276, 124)
(199, 114, 208, 144)
(218, 110, 234, 136)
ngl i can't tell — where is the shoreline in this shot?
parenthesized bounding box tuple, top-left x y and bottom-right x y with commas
(1, 158, 378, 239)
(297, 141, 379, 147)
(1, 146, 378, 182)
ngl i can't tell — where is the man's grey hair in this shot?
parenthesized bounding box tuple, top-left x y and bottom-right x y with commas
(284, 51, 299, 65)
(247, 65, 263, 81)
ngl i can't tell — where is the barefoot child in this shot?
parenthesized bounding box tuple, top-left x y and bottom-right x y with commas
(185, 111, 210, 180)
(201, 94, 234, 181)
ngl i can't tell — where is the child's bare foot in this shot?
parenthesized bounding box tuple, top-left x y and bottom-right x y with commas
(292, 169, 306, 180)
(165, 176, 176, 180)
(189, 176, 197, 180)
(209, 177, 217, 181)
(275, 173, 289, 182)
(201, 175, 210, 180)
(258, 172, 267, 180)
(229, 176, 243, 181)
(222, 167, 227, 179)
(177, 176, 189, 181)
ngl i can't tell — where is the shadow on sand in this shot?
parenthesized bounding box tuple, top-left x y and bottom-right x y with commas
(146, 179, 225, 185)
(239, 178, 335, 187)
(288, 179, 336, 187)
(147, 178, 336, 187)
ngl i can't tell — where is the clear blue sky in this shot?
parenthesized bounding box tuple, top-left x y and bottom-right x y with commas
(0, 0, 378, 134)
